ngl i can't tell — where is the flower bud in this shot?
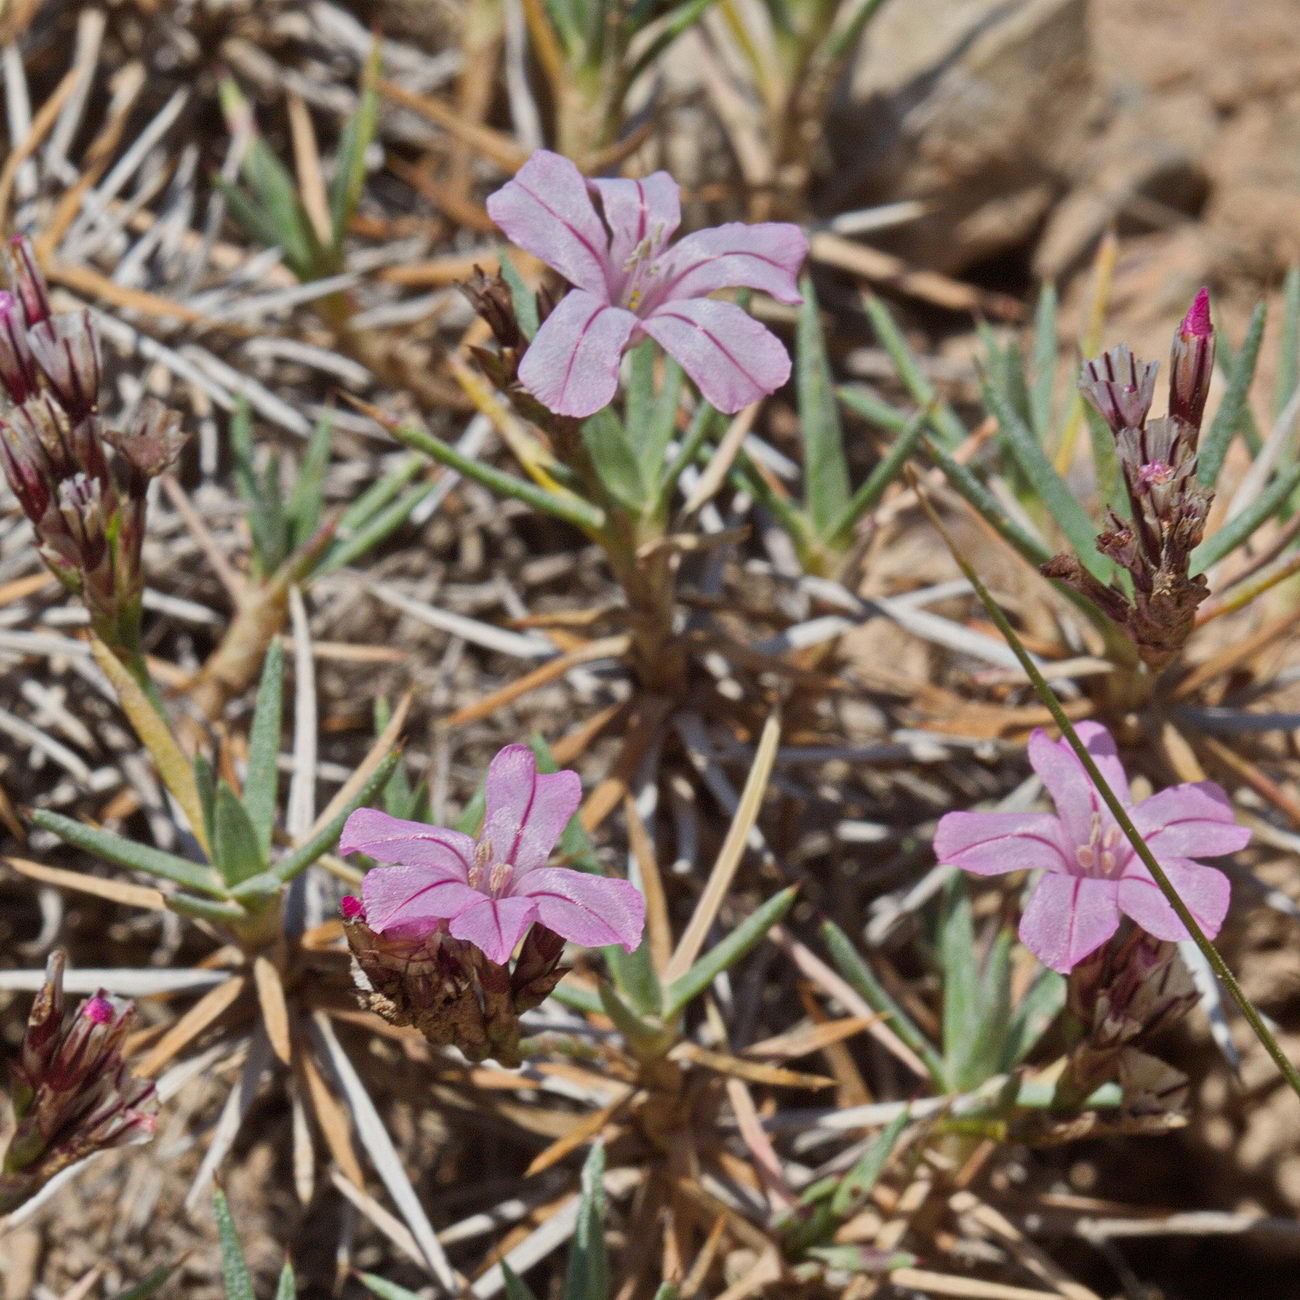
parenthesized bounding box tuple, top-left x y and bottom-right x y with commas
(0, 291, 39, 403)
(7, 236, 52, 327)
(1079, 343, 1158, 435)
(1064, 930, 1197, 1111)
(28, 311, 101, 421)
(104, 396, 188, 485)
(1, 951, 157, 1214)
(1168, 287, 1215, 433)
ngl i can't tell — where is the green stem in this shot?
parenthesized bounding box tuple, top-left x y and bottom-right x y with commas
(920, 492, 1300, 1104)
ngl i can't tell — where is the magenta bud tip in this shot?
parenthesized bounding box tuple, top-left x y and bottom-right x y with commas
(340, 895, 365, 920)
(82, 996, 114, 1025)
(1182, 287, 1212, 338)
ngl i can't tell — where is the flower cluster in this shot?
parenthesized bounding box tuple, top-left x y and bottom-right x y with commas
(486, 151, 807, 418)
(1043, 291, 1216, 668)
(935, 721, 1248, 973)
(1, 951, 158, 1214)
(0, 237, 186, 653)
(339, 745, 645, 1065)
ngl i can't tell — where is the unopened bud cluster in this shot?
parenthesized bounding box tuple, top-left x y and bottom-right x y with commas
(1061, 928, 1197, 1116)
(1, 951, 158, 1214)
(0, 237, 186, 652)
(1044, 289, 1216, 669)
(340, 897, 567, 1068)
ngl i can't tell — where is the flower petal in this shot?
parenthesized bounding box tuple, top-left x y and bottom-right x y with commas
(448, 896, 538, 965)
(483, 744, 583, 874)
(1028, 729, 1100, 846)
(1071, 721, 1131, 803)
(1130, 782, 1251, 857)
(340, 807, 474, 878)
(647, 222, 807, 307)
(934, 811, 1070, 876)
(486, 150, 612, 296)
(518, 289, 639, 418)
(1019, 873, 1121, 973)
(361, 864, 484, 935)
(1118, 858, 1231, 941)
(640, 298, 791, 413)
(591, 173, 681, 272)
(519, 867, 645, 952)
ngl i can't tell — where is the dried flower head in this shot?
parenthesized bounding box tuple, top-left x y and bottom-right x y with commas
(1062, 929, 1199, 1114)
(1, 951, 157, 1214)
(1044, 289, 1217, 669)
(340, 899, 568, 1066)
(486, 151, 806, 417)
(0, 238, 187, 653)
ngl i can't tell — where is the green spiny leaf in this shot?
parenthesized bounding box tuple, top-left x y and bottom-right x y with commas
(213, 1187, 255, 1300)
(32, 810, 226, 896)
(213, 781, 266, 887)
(244, 639, 283, 859)
(820, 919, 943, 1081)
(582, 406, 648, 511)
(328, 39, 381, 250)
(1199, 300, 1267, 485)
(664, 887, 797, 1018)
(798, 275, 852, 537)
(980, 374, 1110, 583)
(565, 1143, 609, 1300)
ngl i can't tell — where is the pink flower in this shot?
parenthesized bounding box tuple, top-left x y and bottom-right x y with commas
(339, 744, 645, 966)
(486, 150, 807, 418)
(934, 722, 1248, 973)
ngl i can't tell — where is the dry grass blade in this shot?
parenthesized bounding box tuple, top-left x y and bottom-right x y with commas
(253, 955, 293, 1066)
(523, 1093, 634, 1178)
(0, 64, 79, 222)
(296, 1037, 367, 1189)
(3, 855, 165, 911)
(308, 1012, 459, 1289)
(305, 689, 411, 840)
(135, 974, 248, 1077)
(89, 635, 210, 855)
(444, 635, 630, 728)
(665, 710, 781, 983)
(185, 1028, 275, 1210)
(623, 792, 672, 973)
(681, 402, 760, 517)
(887, 1268, 1075, 1300)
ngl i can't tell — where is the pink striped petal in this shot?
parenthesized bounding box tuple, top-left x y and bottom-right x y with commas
(640, 298, 791, 413)
(648, 222, 807, 308)
(518, 289, 639, 418)
(934, 811, 1070, 876)
(486, 151, 612, 297)
(1070, 721, 1131, 804)
(1019, 872, 1121, 973)
(519, 868, 645, 952)
(1118, 858, 1231, 941)
(1130, 782, 1251, 858)
(340, 808, 474, 879)
(448, 896, 538, 965)
(361, 864, 484, 935)
(1027, 729, 1098, 846)
(591, 173, 681, 271)
(483, 745, 583, 873)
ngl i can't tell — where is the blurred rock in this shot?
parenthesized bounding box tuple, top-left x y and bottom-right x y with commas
(824, 0, 1096, 275)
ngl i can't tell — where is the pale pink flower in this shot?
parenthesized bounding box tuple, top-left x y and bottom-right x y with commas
(486, 150, 807, 418)
(934, 722, 1248, 973)
(340, 744, 645, 966)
